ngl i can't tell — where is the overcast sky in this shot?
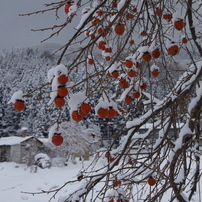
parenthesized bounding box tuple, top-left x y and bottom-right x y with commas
(0, 0, 76, 50)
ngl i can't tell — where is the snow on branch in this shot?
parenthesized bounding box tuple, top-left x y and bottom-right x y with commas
(59, 61, 202, 201)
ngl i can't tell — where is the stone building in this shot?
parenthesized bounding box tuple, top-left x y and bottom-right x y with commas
(0, 136, 44, 163)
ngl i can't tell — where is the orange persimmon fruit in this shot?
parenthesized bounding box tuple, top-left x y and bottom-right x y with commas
(140, 30, 147, 37)
(106, 72, 113, 77)
(97, 108, 109, 118)
(90, 34, 96, 40)
(142, 52, 152, 62)
(182, 37, 188, 44)
(148, 176, 156, 186)
(85, 31, 90, 37)
(57, 86, 68, 97)
(72, 110, 83, 122)
(97, 45, 105, 50)
(151, 69, 159, 77)
(97, 28, 103, 34)
(80, 103, 92, 114)
(140, 83, 147, 90)
(64, 3, 73, 14)
(108, 107, 117, 118)
(91, 18, 100, 26)
(163, 13, 173, 22)
(114, 24, 125, 35)
(127, 70, 137, 77)
(128, 159, 133, 165)
(79, 109, 88, 117)
(54, 97, 65, 107)
(58, 74, 68, 84)
(105, 151, 111, 159)
(96, 10, 103, 16)
(129, 39, 135, 45)
(52, 134, 64, 146)
(174, 19, 185, 30)
(133, 91, 141, 98)
(113, 180, 122, 187)
(111, 70, 119, 78)
(125, 60, 133, 68)
(98, 40, 106, 46)
(126, 13, 134, 19)
(135, 62, 140, 68)
(120, 78, 129, 88)
(112, 2, 117, 8)
(124, 96, 133, 104)
(155, 8, 162, 16)
(105, 56, 111, 61)
(105, 47, 112, 53)
(14, 100, 25, 111)
(88, 58, 94, 65)
(151, 48, 161, 58)
(132, 7, 137, 13)
(167, 45, 179, 55)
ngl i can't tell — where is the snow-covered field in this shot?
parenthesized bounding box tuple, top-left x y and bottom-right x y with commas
(0, 159, 91, 202)
(1, 155, 202, 202)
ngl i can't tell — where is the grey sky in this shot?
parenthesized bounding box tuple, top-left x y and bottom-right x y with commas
(0, 0, 76, 50)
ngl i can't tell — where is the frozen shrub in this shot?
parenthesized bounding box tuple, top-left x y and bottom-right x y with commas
(34, 153, 51, 169)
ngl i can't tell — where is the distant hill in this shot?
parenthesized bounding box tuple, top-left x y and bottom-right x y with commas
(0, 43, 65, 137)
(0, 42, 182, 138)
(0, 42, 106, 138)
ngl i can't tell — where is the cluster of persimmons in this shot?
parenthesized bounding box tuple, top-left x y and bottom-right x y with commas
(9, 1, 193, 201)
(12, 1, 187, 158)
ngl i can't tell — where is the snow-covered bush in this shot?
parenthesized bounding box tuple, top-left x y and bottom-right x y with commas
(34, 153, 51, 169)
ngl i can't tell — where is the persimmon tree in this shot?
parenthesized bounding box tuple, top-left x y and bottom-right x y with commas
(9, 0, 202, 201)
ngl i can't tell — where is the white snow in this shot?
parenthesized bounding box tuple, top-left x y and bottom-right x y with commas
(68, 4, 77, 16)
(150, 64, 160, 71)
(34, 153, 50, 162)
(0, 160, 92, 202)
(136, 46, 151, 59)
(94, 93, 119, 114)
(8, 90, 24, 104)
(47, 67, 55, 83)
(117, 0, 127, 11)
(54, 64, 68, 77)
(76, 8, 95, 30)
(0, 153, 201, 202)
(48, 91, 58, 106)
(68, 91, 88, 111)
(0, 136, 41, 146)
(48, 123, 63, 141)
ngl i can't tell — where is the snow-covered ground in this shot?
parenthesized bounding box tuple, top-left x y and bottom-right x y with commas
(0, 159, 91, 202)
(0, 154, 202, 202)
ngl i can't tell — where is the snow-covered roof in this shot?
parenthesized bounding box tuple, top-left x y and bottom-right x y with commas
(0, 136, 42, 146)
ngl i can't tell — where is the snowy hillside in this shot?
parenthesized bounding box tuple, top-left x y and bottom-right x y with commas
(0, 43, 109, 137)
(0, 43, 66, 137)
(0, 41, 180, 138)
